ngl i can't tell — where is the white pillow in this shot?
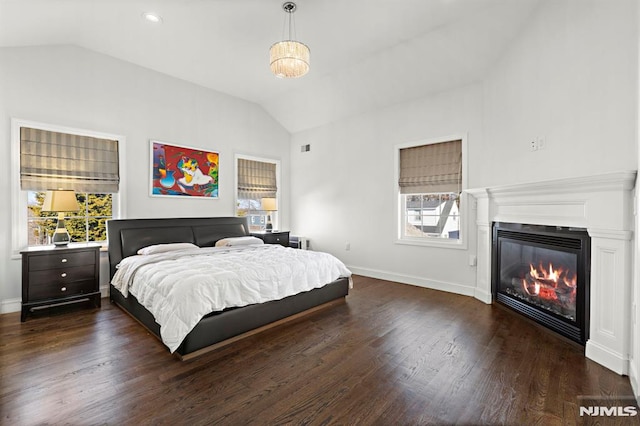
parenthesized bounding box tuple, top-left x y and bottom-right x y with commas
(215, 236, 264, 247)
(137, 242, 198, 255)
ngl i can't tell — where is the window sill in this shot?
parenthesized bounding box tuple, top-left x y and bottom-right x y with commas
(395, 238, 468, 250)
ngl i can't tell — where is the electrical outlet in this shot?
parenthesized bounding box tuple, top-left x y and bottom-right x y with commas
(537, 136, 546, 150)
(530, 140, 538, 151)
(345, 242, 350, 251)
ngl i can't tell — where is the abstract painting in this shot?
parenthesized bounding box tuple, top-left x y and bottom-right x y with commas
(150, 141, 219, 198)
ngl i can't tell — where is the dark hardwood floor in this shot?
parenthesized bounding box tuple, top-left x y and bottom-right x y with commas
(1, 275, 636, 425)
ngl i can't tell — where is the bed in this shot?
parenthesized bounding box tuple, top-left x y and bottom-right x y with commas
(107, 217, 351, 360)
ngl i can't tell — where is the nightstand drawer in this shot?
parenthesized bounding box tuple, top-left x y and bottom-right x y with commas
(28, 250, 96, 271)
(263, 233, 287, 245)
(29, 264, 96, 287)
(251, 231, 290, 247)
(28, 279, 97, 301)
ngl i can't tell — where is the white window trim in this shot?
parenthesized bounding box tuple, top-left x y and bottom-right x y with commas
(11, 118, 126, 258)
(393, 133, 468, 250)
(234, 153, 281, 231)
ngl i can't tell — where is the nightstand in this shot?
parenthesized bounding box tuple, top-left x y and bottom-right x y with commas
(250, 231, 290, 247)
(21, 244, 101, 322)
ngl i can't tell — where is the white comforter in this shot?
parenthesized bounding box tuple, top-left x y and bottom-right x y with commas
(111, 245, 352, 352)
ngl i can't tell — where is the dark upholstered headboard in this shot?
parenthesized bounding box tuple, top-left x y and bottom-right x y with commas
(106, 217, 250, 279)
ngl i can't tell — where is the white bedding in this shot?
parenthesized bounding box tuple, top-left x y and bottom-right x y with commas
(111, 244, 352, 352)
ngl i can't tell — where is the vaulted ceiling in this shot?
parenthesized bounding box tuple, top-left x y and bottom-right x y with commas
(0, 0, 541, 133)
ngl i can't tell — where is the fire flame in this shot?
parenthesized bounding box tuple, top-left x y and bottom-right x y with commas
(522, 262, 576, 303)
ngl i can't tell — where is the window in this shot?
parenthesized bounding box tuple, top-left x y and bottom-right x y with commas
(27, 192, 113, 246)
(11, 119, 123, 253)
(403, 193, 460, 239)
(396, 136, 466, 245)
(235, 155, 280, 232)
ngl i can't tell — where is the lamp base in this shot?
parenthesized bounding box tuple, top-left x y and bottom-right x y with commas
(265, 212, 273, 232)
(52, 217, 71, 246)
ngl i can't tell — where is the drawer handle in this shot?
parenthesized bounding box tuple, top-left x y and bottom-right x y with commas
(61, 287, 67, 292)
(61, 258, 68, 263)
(61, 273, 67, 278)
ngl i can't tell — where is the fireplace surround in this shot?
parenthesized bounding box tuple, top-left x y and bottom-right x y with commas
(467, 171, 635, 375)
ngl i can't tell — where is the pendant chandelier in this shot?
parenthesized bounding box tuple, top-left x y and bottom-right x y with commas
(269, 2, 310, 78)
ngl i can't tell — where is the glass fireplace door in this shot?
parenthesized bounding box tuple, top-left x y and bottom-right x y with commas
(498, 241, 578, 322)
(492, 223, 590, 344)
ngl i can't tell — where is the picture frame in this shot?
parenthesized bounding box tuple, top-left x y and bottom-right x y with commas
(150, 140, 219, 198)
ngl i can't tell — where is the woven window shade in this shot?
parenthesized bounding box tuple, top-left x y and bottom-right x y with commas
(20, 127, 119, 193)
(237, 158, 277, 199)
(399, 140, 462, 194)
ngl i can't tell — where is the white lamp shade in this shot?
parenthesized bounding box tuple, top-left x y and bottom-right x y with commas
(261, 197, 277, 211)
(42, 190, 80, 212)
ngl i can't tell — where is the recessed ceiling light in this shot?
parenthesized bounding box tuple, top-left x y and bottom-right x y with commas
(142, 12, 162, 23)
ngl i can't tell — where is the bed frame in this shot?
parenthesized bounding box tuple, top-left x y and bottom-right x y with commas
(107, 217, 350, 360)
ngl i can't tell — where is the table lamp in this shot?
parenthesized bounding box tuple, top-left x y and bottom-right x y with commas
(261, 197, 277, 232)
(41, 189, 80, 246)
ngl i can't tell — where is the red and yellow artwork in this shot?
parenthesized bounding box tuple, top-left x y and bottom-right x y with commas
(151, 141, 219, 198)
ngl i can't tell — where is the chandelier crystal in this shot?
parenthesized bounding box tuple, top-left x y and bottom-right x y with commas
(270, 2, 310, 78)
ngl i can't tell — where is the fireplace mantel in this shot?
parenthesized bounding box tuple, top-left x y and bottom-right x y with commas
(467, 170, 636, 375)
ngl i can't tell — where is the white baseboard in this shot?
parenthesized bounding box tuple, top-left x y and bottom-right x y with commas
(474, 288, 492, 304)
(585, 339, 629, 375)
(629, 360, 639, 403)
(0, 297, 21, 314)
(347, 266, 475, 297)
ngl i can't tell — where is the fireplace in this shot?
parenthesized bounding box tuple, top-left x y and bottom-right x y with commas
(468, 171, 635, 374)
(492, 222, 591, 344)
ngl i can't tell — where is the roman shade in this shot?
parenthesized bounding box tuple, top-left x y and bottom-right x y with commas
(398, 139, 462, 194)
(237, 158, 277, 199)
(20, 127, 119, 193)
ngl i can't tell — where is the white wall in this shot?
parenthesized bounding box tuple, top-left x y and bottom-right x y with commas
(481, 0, 637, 187)
(0, 45, 290, 309)
(290, 84, 483, 295)
(290, 0, 638, 302)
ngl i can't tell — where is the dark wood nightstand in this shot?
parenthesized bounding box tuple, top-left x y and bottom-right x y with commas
(21, 244, 101, 322)
(250, 231, 290, 247)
